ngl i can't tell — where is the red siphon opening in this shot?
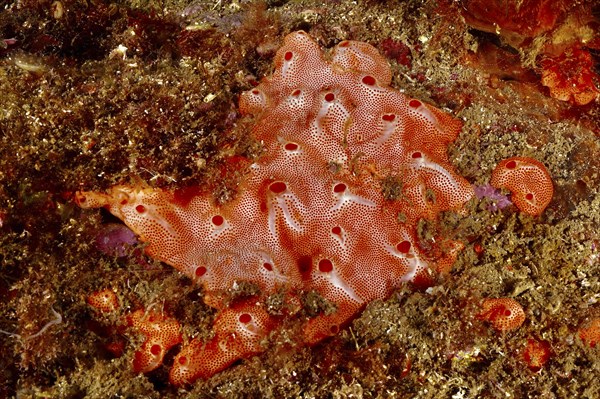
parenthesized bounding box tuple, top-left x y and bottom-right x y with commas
(150, 344, 161, 356)
(239, 313, 252, 323)
(362, 75, 376, 85)
(269, 181, 287, 194)
(212, 215, 224, 226)
(333, 183, 347, 193)
(396, 240, 411, 253)
(318, 259, 334, 273)
(408, 99, 421, 108)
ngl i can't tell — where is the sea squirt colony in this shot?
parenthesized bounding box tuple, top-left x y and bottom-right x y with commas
(78, 30, 502, 385)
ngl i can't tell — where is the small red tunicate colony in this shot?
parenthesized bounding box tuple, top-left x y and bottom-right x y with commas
(87, 288, 120, 314)
(522, 338, 551, 372)
(478, 298, 526, 332)
(490, 157, 553, 216)
(126, 309, 183, 373)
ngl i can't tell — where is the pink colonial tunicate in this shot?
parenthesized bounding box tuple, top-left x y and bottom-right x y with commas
(75, 31, 474, 385)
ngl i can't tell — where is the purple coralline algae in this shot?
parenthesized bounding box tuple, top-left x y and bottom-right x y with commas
(474, 184, 512, 212)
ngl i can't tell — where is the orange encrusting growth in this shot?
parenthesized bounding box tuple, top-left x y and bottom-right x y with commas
(76, 31, 474, 385)
(479, 298, 526, 332)
(579, 318, 600, 348)
(490, 157, 553, 216)
(523, 338, 551, 372)
(541, 48, 600, 106)
(458, 0, 564, 40)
